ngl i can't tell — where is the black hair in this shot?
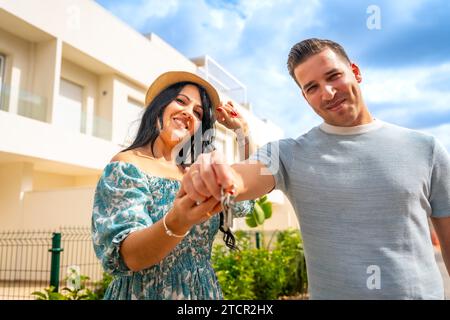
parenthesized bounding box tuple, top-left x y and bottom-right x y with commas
(122, 81, 237, 250)
(122, 81, 215, 167)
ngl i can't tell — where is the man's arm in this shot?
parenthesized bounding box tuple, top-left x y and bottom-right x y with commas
(181, 151, 275, 203)
(232, 160, 275, 201)
(431, 216, 450, 276)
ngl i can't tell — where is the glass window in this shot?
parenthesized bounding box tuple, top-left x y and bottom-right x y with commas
(56, 78, 83, 133)
(121, 98, 144, 147)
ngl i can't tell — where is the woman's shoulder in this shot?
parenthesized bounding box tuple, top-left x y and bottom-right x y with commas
(104, 151, 148, 180)
(110, 150, 137, 164)
(107, 150, 182, 182)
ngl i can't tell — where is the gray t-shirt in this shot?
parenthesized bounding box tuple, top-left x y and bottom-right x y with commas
(251, 120, 450, 299)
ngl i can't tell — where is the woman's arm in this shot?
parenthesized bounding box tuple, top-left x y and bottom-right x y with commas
(121, 194, 219, 271)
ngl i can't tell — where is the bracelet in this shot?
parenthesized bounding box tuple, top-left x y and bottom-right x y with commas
(163, 212, 190, 238)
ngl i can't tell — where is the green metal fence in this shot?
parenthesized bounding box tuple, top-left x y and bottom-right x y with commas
(0, 226, 103, 300)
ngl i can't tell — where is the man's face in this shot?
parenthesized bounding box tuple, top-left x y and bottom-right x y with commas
(294, 48, 367, 127)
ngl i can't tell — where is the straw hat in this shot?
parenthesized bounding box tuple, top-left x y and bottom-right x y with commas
(145, 71, 220, 111)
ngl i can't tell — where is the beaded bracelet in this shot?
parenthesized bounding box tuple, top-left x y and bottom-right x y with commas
(163, 212, 189, 238)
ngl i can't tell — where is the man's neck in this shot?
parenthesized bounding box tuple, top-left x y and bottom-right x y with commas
(320, 118, 383, 135)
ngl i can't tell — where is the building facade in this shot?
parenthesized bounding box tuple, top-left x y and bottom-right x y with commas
(0, 0, 298, 232)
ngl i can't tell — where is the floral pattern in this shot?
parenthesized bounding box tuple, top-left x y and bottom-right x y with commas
(92, 161, 253, 300)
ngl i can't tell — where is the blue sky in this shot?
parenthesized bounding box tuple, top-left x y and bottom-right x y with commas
(96, 0, 450, 149)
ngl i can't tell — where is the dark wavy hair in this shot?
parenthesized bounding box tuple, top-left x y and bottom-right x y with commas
(122, 81, 215, 167)
(122, 81, 238, 250)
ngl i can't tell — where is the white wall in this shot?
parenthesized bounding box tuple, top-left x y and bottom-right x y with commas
(0, 162, 33, 230)
(22, 187, 95, 229)
(0, 110, 121, 171)
(0, 0, 198, 88)
(32, 171, 75, 191)
(33, 38, 62, 123)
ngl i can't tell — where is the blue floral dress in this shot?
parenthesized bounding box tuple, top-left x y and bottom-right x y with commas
(91, 161, 253, 300)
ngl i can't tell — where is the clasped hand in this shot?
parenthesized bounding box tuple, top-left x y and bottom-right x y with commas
(169, 151, 239, 231)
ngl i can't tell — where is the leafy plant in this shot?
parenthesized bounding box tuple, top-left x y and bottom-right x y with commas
(272, 229, 308, 296)
(31, 286, 67, 300)
(92, 272, 113, 299)
(212, 229, 307, 300)
(245, 195, 273, 227)
(60, 274, 98, 300)
(31, 272, 112, 300)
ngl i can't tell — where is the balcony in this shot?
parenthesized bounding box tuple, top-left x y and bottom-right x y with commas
(0, 84, 112, 141)
(191, 55, 247, 107)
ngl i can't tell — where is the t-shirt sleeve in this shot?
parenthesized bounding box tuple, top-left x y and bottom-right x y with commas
(91, 162, 153, 275)
(429, 138, 450, 218)
(249, 139, 293, 194)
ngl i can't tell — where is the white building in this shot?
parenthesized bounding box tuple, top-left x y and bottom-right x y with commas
(0, 0, 297, 232)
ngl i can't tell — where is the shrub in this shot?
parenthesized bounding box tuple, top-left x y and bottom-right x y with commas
(212, 229, 307, 300)
(31, 272, 112, 300)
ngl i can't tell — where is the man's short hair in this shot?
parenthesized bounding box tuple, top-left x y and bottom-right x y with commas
(287, 38, 351, 87)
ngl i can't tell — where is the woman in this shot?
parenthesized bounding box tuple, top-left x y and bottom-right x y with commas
(91, 71, 254, 299)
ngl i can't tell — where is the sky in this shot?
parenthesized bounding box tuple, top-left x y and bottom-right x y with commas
(95, 0, 450, 150)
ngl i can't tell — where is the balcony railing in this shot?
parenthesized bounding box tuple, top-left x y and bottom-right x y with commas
(0, 84, 48, 122)
(191, 55, 247, 105)
(0, 84, 112, 141)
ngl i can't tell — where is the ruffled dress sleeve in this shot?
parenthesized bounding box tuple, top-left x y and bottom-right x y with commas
(232, 199, 255, 218)
(91, 162, 153, 276)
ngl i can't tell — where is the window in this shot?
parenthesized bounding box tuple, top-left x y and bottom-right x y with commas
(121, 98, 144, 147)
(56, 78, 83, 133)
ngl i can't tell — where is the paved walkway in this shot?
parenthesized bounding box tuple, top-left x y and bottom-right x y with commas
(435, 248, 450, 299)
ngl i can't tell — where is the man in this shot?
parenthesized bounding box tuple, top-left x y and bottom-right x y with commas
(181, 38, 450, 299)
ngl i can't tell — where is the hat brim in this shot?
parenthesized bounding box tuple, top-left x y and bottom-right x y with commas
(145, 71, 220, 111)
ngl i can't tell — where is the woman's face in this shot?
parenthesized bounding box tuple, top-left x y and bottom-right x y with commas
(159, 84, 205, 147)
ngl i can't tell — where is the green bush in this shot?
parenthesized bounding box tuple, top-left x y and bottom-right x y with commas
(33, 230, 306, 300)
(92, 272, 113, 299)
(212, 229, 308, 300)
(31, 272, 112, 300)
(31, 286, 67, 300)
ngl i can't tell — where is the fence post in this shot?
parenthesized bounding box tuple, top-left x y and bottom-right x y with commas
(48, 232, 63, 292)
(255, 232, 261, 249)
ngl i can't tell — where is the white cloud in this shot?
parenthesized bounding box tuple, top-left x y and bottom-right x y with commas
(420, 123, 450, 152)
(105, 0, 180, 29)
(361, 63, 450, 126)
(363, 63, 450, 105)
(99, 0, 450, 139)
(388, 0, 428, 25)
(209, 0, 324, 137)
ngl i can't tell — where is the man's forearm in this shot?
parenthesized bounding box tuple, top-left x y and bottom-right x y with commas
(231, 161, 275, 201)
